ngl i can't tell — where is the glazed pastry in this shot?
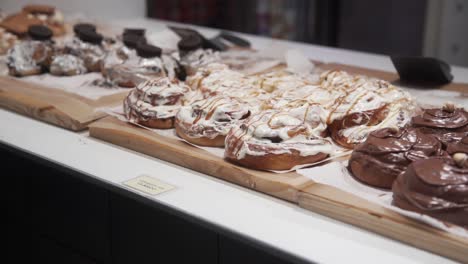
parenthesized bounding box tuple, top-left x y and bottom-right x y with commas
(446, 136, 468, 155)
(65, 29, 105, 72)
(392, 153, 468, 228)
(186, 63, 257, 97)
(50, 54, 87, 76)
(124, 77, 192, 129)
(105, 42, 166, 88)
(0, 28, 18, 55)
(411, 104, 468, 143)
(6, 25, 54, 76)
(225, 104, 332, 171)
(175, 95, 251, 147)
(348, 127, 445, 189)
(321, 70, 417, 149)
(0, 5, 65, 36)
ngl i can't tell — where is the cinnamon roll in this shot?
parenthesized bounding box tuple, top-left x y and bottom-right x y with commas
(124, 77, 192, 129)
(175, 96, 251, 147)
(225, 103, 333, 171)
(321, 70, 417, 149)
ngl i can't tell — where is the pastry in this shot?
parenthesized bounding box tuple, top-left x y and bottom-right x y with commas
(177, 34, 220, 75)
(411, 104, 468, 146)
(65, 28, 105, 72)
(104, 42, 166, 88)
(6, 25, 54, 76)
(392, 153, 468, 228)
(0, 27, 18, 55)
(175, 95, 251, 147)
(0, 5, 65, 36)
(124, 77, 192, 129)
(446, 136, 468, 155)
(225, 104, 332, 171)
(348, 127, 445, 189)
(50, 54, 87, 76)
(320, 70, 416, 149)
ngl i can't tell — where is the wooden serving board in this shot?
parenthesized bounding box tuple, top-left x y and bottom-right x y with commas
(89, 116, 468, 263)
(0, 76, 129, 131)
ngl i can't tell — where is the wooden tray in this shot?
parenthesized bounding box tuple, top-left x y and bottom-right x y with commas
(89, 116, 468, 262)
(0, 76, 129, 131)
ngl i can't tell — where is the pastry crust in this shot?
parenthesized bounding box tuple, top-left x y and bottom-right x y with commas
(175, 123, 225, 147)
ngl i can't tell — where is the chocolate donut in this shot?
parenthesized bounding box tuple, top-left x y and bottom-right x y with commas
(349, 127, 445, 189)
(124, 77, 192, 129)
(225, 105, 332, 171)
(392, 154, 468, 228)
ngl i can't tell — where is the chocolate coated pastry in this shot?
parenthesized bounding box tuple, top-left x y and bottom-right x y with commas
(447, 136, 468, 155)
(412, 104, 468, 132)
(392, 154, 468, 228)
(349, 127, 445, 189)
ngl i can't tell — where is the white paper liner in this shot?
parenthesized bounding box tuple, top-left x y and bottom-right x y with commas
(297, 161, 468, 239)
(19, 73, 129, 100)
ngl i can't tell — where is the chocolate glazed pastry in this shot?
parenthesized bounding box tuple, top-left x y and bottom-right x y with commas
(447, 136, 468, 155)
(392, 153, 468, 228)
(349, 127, 445, 189)
(412, 104, 468, 147)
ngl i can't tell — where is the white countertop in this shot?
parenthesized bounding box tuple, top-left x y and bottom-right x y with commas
(1, 18, 465, 264)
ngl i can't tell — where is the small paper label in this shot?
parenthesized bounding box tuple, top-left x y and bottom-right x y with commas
(123, 175, 175, 196)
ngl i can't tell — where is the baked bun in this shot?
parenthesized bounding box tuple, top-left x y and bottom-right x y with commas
(320, 70, 416, 149)
(446, 136, 468, 155)
(225, 104, 332, 171)
(175, 96, 251, 147)
(124, 77, 192, 129)
(7, 41, 53, 76)
(392, 154, 468, 228)
(348, 127, 445, 189)
(411, 104, 468, 146)
(50, 54, 87, 76)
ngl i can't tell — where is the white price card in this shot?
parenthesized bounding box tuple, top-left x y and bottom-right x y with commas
(123, 175, 175, 196)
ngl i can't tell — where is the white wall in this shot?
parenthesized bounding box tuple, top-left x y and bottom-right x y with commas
(0, 0, 146, 19)
(424, 0, 468, 66)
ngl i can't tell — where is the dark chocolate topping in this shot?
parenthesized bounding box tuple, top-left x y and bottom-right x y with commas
(447, 136, 468, 155)
(123, 34, 145, 49)
(123, 28, 146, 37)
(77, 30, 103, 45)
(178, 34, 203, 52)
(398, 158, 468, 210)
(73, 23, 96, 35)
(28, 25, 53, 41)
(412, 107, 468, 129)
(136, 42, 162, 58)
(349, 127, 445, 189)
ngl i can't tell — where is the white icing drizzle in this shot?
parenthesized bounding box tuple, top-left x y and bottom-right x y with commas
(50, 54, 87, 76)
(225, 105, 334, 159)
(7, 41, 51, 75)
(124, 77, 192, 120)
(176, 95, 251, 139)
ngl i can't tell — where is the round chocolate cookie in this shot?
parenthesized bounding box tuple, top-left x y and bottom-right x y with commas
(77, 30, 103, 45)
(392, 154, 468, 228)
(412, 104, 468, 131)
(178, 34, 203, 53)
(28, 25, 53, 41)
(136, 42, 162, 58)
(123, 28, 145, 37)
(123, 33, 145, 49)
(348, 127, 445, 189)
(73, 23, 96, 35)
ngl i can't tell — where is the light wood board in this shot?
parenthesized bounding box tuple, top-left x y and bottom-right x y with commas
(0, 76, 129, 131)
(89, 116, 468, 263)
